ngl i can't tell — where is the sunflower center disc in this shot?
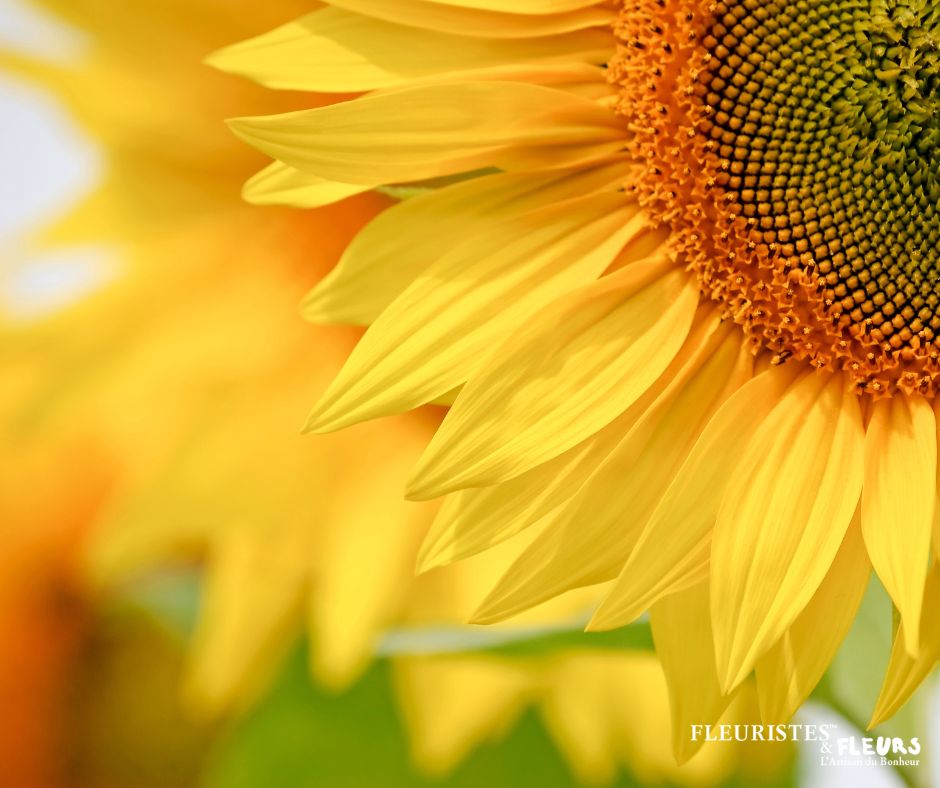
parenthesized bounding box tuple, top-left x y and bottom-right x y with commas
(613, 0, 940, 395)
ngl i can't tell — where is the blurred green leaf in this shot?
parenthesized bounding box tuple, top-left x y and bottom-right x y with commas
(377, 618, 653, 658)
(202, 646, 651, 788)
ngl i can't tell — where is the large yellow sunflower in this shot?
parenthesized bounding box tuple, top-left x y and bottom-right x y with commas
(218, 0, 940, 735)
(1, 0, 790, 782)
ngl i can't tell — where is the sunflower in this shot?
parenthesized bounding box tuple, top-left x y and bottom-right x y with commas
(218, 0, 940, 738)
(1, 1, 790, 782)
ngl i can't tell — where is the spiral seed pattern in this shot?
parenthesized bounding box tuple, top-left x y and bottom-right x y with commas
(612, 0, 940, 395)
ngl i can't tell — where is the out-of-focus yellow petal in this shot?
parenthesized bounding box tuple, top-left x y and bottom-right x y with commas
(538, 655, 620, 784)
(539, 651, 740, 787)
(392, 656, 531, 775)
(186, 523, 309, 714)
(862, 395, 936, 657)
(308, 420, 432, 689)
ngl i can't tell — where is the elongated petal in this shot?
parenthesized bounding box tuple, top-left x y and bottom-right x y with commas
(228, 82, 624, 186)
(306, 192, 643, 432)
(326, 0, 615, 38)
(711, 373, 864, 693)
(862, 395, 936, 657)
(209, 8, 609, 93)
(755, 519, 870, 723)
(242, 161, 371, 207)
(869, 565, 940, 727)
(186, 525, 308, 712)
(417, 299, 711, 571)
(309, 421, 433, 688)
(471, 315, 740, 622)
(418, 0, 601, 12)
(409, 262, 699, 499)
(651, 584, 732, 764)
(304, 163, 630, 325)
(586, 365, 805, 631)
(538, 656, 619, 785)
(417, 398, 647, 572)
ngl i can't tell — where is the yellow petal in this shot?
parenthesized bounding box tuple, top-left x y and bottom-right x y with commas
(392, 656, 531, 775)
(869, 564, 940, 727)
(409, 261, 699, 499)
(755, 519, 870, 723)
(209, 7, 610, 92)
(306, 191, 643, 432)
(242, 161, 370, 208)
(185, 524, 308, 714)
(303, 163, 630, 325)
(650, 584, 733, 764)
(326, 0, 615, 38)
(228, 82, 624, 186)
(417, 293, 701, 572)
(537, 655, 619, 785)
(309, 420, 433, 689)
(586, 366, 802, 632)
(861, 395, 936, 657)
(470, 314, 740, 623)
(711, 372, 864, 693)
(417, 401, 644, 573)
(411, 0, 602, 12)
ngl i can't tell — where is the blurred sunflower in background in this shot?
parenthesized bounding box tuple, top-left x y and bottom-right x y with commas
(1, 0, 795, 785)
(219, 0, 940, 746)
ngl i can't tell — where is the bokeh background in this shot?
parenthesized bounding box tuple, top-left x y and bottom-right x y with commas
(1, 1, 938, 786)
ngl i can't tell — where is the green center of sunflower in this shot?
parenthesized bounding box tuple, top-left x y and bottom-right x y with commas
(700, 0, 940, 346)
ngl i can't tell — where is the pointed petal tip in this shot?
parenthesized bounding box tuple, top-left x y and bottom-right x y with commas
(867, 696, 897, 730)
(716, 658, 751, 697)
(303, 396, 374, 434)
(466, 610, 502, 626)
(581, 618, 604, 633)
(583, 608, 621, 633)
(301, 407, 338, 435)
(202, 46, 231, 72)
(467, 595, 517, 626)
(414, 541, 450, 575)
(299, 289, 329, 322)
(224, 115, 270, 144)
(299, 286, 355, 327)
(673, 739, 703, 767)
(310, 652, 362, 695)
(902, 623, 921, 660)
(587, 596, 646, 632)
(404, 468, 451, 502)
(241, 171, 273, 206)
